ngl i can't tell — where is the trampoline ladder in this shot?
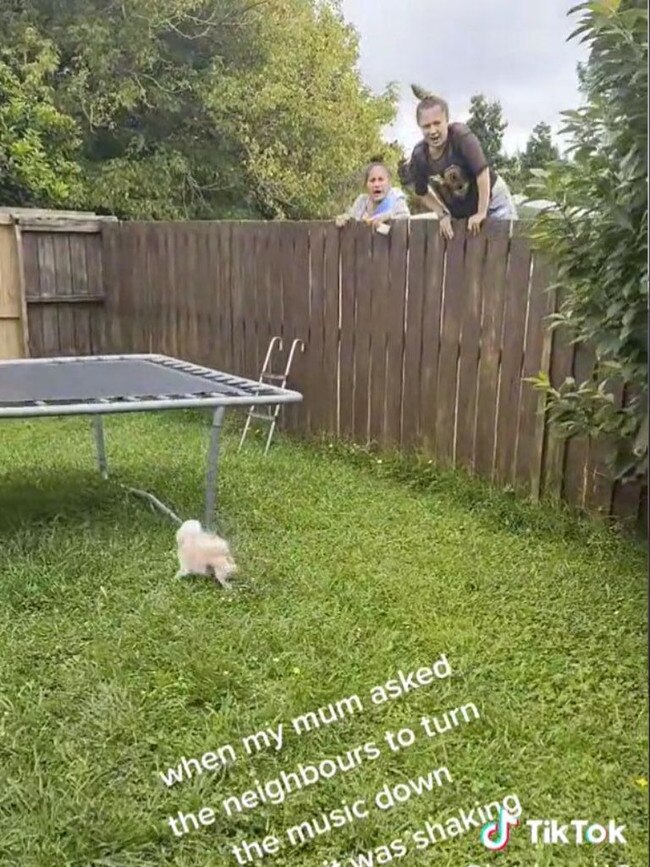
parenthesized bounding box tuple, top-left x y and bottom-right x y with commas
(238, 336, 304, 455)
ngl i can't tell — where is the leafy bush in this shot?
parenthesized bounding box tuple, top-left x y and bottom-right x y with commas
(527, 0, 648, 482)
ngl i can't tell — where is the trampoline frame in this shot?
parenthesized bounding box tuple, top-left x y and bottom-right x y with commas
(0, 353, 303, 529)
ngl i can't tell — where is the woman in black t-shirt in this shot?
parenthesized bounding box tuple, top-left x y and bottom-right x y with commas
(408, 93, 517, 240)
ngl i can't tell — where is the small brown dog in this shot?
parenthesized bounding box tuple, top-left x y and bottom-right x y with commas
(175, 520, 237, 589)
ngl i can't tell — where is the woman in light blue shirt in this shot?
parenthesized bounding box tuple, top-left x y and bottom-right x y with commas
(336, 161, 410, 229)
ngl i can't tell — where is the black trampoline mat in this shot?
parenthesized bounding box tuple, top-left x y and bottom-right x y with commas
(0, 358, 251, 405)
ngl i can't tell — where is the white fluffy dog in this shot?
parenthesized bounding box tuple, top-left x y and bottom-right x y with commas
(175, 520, 237, 589)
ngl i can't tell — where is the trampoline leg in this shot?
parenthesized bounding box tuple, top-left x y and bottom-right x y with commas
(93, 416, 109, 479)
(205, 407, 226, 531)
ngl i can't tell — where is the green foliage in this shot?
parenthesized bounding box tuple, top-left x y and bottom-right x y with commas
(0, 26, 82, 207)
(0, 0, 396, 219)
(465, 95, 561, 196)
(519, 121, 561, 183)
(498, 152, 524, 195)
(466, 93, 508, 172)
(205, 0, 395, 218)
(527, 0, 648, 482)
(1, 413, 647, 862)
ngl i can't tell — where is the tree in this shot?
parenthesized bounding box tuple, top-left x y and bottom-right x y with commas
(467, 93, 508, 173)
(527, 0, 648, 483)
(205, 0, 396, 218)
(0, 0, 396, 220)
(519, 121, 560, 183)
(0, 25, 82, 207)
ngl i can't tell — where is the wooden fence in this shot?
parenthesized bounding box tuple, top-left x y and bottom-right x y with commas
(0, 211, 111, 360)
(3, 215, 646, 525)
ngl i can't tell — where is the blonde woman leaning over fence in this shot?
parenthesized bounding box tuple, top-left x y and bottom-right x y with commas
(335, 162, 410, 233)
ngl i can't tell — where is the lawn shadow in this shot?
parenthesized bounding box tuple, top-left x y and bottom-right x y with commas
(0, 467, 172, 537)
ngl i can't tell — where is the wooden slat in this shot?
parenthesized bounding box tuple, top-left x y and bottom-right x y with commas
(69, 234, 92, 355)
(338, 224, 356, 439)
(126, 223, 142, 352)
(194, 223, 209, 367)
(187, 225, 202, 364)
(187, 224, 202, 362)
(276, 223, 294, 431)
(474, 222, 510, 479)
(120, 222, 137, 354)
(455, 230, 487, 469)
(191, 223, 207, 366)
(0, 224, 28, 358)
(205, 224, 224, 369)
(171, 223, 183, 358)
(147, 221, 162, 355)
(167, 224, 182, 359)
(352, 225, 373, 443)
(401, 220, 427, 449)
(134, 225, 151, 353)
(384, 220, 408, 446)
(35, 235, 60, 355)
(256, 222, 273, 380)
(279, 223, 298, 432)
(144, 224, 160, 354)
(13, 225, 30, 357)
(289, 223, 310, 432)
(418, 226, 445, 454)
(230, 223, 247, 375)
(252, 224, 269, 388)
(306, 223, 326, 434)
(515, 252, 556, 494)
(563, 343, 595, 509)
(177, 225, 192, 359)
(99, 223, 121, 352)
(189, 224, 204, 361)
(265, 223, 283, 375)
(18, 218, 110, 233)
(322, 224, 340, 435)
(369, 226, 390, 444)
(435, 222, 466, 466)
(164, 224, 178, 357)
(155, 224, 168, 355)
(542, 307, 576, 500)
(494, 237, 533, 486)
(50, 235, 75, 354)
(21, 233, 44, 356)
(169, 223, 184, 357)
(0, 207, 97, 218)
(25, 293, 104, 304)
(240, 223, 257, 381)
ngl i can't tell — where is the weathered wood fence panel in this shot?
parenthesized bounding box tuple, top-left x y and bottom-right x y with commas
(5, 217, 645, 526)
(12, 219, 108, 358)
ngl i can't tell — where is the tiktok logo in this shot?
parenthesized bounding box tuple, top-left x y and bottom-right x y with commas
(480, 807, 520, 851)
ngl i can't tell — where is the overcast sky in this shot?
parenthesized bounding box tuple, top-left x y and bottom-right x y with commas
(339, 0, 590, 155)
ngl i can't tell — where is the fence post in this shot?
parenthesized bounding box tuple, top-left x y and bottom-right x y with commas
(0, 219, 29, 358)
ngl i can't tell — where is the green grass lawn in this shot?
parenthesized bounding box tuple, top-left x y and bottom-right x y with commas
(0, 411, 647, 867)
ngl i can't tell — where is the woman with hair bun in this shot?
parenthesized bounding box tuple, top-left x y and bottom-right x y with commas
(408, 85, 517, 240)
(336, 160, 410, 230)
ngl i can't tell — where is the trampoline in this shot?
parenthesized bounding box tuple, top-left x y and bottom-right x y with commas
(0, 353, 302, 528)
